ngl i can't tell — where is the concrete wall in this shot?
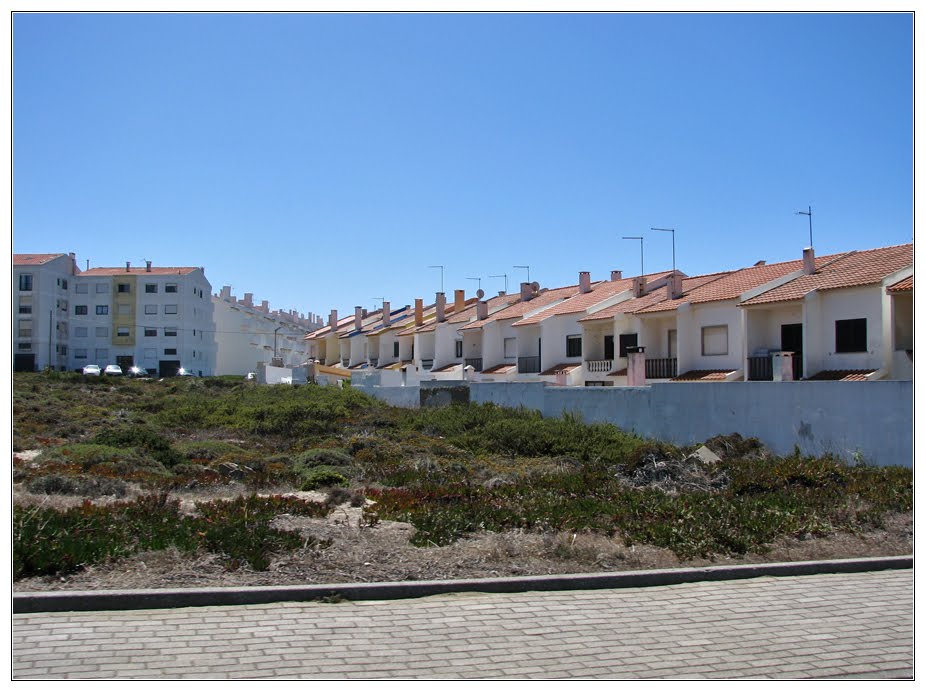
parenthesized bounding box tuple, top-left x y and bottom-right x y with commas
(355, 379, 912, 467)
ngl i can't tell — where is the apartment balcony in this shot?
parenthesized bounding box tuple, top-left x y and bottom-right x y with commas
(518, 356, 541, 374)
(586, 359, 613, 374)
(645, 358, 677, 379)
(464, 357, 483, 372)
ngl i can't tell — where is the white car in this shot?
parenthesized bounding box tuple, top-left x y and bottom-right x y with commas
(245, 372, 256, 381)
(104, 364, 123, 376)
(177, 367, 196, 377)
(82, 364, 102, 376)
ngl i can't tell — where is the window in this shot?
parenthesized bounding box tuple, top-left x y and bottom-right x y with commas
(59, 279, 68, 290)
(75, 283, 88, 294)
(455, 341, 463, 358)
(701, 325, 728, 356)
(144, 328, 157, 337)
(566, 334, 582, 358)
(164, 304, 178, 315)
(18, 343, 32, 351)
(18, 320, 32, 338)
(117, 327, 130, 337)
(164, 327, 177, 337)
(835, 318, 867, 353)
(74, 327, 88, 338)
(504, 337, 517, 359)
(18, 304, 32, 315)
(618, 333, 639, 358)
(96, 305, 109, 315)
(165, 284, 178, 293)
(75, 305, 88, 316)
(96, 327, 109, 338)
(393, 342, 400, 358)
(164, 348, 177, 356)
(74, 349, 87, 359)
(59, 345, 68, 356)
(96, 283, 108, 294)
(145, 305, 158, 315)
(18, 274, 33, 291)
(117, 283, 130, 293)
(117, 303, 132, 315)
(95, 349, 109, 361)
(145, 284, 158, 293)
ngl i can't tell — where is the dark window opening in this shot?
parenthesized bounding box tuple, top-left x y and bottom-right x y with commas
(566, 335, 582, 358)
(618, 333, 638, 358)
(835, 318, 867, 353)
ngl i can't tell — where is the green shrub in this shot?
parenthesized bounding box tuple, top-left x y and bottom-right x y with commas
(300, 468, 348, 491)
(294, 448, 353, 468)
(26, 474, 129, 498)
(92, 426, 184, 469)
(175, 440, 248, 461)
(37, 443, 145, 470)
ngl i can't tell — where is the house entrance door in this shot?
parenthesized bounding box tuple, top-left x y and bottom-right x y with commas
(781, 324, 803, 379)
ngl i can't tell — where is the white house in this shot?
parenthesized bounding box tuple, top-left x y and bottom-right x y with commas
(740, 244, 913, 381)
(212, 286, 322, 375)
(70, 262, 217, 376)
(13, 253, 80, 372)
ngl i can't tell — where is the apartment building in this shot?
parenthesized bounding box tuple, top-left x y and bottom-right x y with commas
(212, 286, 323, 375)
(13, 253, 80, 372)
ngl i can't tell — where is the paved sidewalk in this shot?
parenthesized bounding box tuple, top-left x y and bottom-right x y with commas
(13, 569, 912, 679)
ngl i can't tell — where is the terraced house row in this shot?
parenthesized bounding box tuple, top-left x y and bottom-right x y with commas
(305, 242, 913, 387)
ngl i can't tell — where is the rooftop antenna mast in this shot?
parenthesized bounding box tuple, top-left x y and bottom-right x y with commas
(489, 273, 508, 294)
(514, 265, 531, 283)
(371, 297, 385, 311)
(622, 236, 644, 277)
(651, 228, 676, 275)
(796, 205, 813, 247)
(466, 277, 482, 291)
(428, 265, 444, 293)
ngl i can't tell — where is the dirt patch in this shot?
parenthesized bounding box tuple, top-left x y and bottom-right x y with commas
(13, 481, 912, 593)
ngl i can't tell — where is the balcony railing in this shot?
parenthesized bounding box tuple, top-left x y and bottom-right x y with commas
(645, 358, 677, 379)
(586, 359, 613, 373)
(464, 358, 483, 372)
(421, 359, 434, 370)
(518, 356, 541, 373)
(748, 354, 803, 381)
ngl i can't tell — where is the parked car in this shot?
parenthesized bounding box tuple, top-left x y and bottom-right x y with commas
(104, 364, 123, 376)
(128, 366, 150, 378)
(245, 372, 256, 381)
(177, 367, 196, 377)
(82, 364, 101, 376)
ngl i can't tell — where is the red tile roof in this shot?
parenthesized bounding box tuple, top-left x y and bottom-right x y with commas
(805, 370, 876, 381)
(512, 272, 674, 326)
(578, 273, 728, 322)
(539, 363, 582, 376)
(634, 257, 832, 315)
(672, 370, 739, 382)
(80, 266, 200, 276)
(430, 363, 462, 373)
(481, 363, 517, 374)
(13, 253, 68, 266)
(446, 294, 516, 324)
(459, 284, 583, 331)
(887, 275, 913, 293)
(741, 244, 913, 306)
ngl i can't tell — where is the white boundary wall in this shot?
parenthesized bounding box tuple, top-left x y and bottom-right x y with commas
(352, 378, 912, 467)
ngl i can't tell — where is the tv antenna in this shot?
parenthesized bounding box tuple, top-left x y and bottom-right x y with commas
(651, 227, 676, 275)
(489, 273, 508, 294)
(796, 205, 813, 247)
(622, 236, 644, 277)
(466, 277, 482, 291)
(514, 265, 531, 283)
(428, 265, 444, 293)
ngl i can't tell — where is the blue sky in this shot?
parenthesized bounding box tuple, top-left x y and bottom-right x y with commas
(13, 12, 913, 320)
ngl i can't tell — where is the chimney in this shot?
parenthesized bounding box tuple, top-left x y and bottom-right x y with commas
(146, 261, 152, 273)
(261, 300, 269, 312)
(243, 293, 253, 307)
(611, 270, 622, 281)
(382, 301, 391, 327)
(520, 282, 533, 301)
(632, 277, 646, 298)
(666, 272, 683, 300)
(415, 298, 424, 326)
(435, 292, 446, 322)
(220, 285, 232, 300)
(579, 271, 592, 294)
(329, 309, 338, 328)
(803, 247, 815, 275)
(125, 261, 131, 272)
(476, 300, 488, 321)
(354, 306, 363, 331)
(454, 289, 465, 313)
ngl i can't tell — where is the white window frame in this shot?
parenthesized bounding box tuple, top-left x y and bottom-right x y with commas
(701, 325, 729, 356)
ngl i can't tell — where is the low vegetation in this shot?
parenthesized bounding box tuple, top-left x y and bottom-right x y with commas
(13, 372, 912, 581)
